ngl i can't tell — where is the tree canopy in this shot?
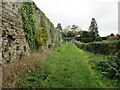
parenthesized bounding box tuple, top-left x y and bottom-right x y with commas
(88, 18, 99, 36)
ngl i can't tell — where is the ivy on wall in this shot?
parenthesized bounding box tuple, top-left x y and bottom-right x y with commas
(20, 2, 62, 51)
(35, 27, 47, 47)
(40, 11, 48, 44)
(50, 22, 55, 43)
(20, 2, 36, 51)
(58, 31, 61, 43)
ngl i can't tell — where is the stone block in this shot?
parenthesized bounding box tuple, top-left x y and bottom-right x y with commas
(15, 39, 20, 44)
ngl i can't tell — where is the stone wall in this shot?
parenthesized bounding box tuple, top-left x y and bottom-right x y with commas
(1, 1, 63, 64)
(1, 2, 30, 64)
(34, 4, 63, 50)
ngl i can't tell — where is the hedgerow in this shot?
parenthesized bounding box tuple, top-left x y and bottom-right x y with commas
(79, 38, 94, 43)
(75, 40, 120, 55)
(75, 40, 120, 81)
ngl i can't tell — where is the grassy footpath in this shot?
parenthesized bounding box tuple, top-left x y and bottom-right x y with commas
(18, 43, 115, 88)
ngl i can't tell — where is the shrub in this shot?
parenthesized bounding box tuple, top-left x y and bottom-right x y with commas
(102, 37, 107, 40)
(35, 28, 48, 47)
(95, 36, 102, 41)
(75, 40, 120, 55)
(67, 31, 76, 37)
(75, 37, 81, 41)
(95, 54, 120, 79)
(80, 38, 94, 43)
(78, 30, 95, 38)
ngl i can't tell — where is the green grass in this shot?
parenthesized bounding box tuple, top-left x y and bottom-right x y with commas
(18, 43, 116, 88)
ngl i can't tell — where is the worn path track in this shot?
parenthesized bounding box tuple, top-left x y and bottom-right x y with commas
(41, 44, 113, 88)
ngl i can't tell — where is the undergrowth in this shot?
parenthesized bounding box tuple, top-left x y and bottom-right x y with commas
(2, 50, 51, 88)
(91, 52, 120, 87)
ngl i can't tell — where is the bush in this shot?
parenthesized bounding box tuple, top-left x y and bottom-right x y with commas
(95, 54, 120, 79)
(75, 40, 120, 55)
(80, 38, 94, 43)
(35, 28, 47, 47)
(95, 36, 102, 41)
(75, 37, 80, 41)
(102, 37, 107, 40)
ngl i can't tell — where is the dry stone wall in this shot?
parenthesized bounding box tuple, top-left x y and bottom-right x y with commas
(1, 2, 30, 64)
(1, 1, 63, 64)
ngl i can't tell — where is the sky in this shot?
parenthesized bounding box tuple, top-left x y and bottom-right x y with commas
(33, 0, 119, 36)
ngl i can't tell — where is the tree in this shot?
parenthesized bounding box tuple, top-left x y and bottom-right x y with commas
(88, 18, 99, 36)
(81, 31, 89, 38)
(116, 34, 120, 37)
(71, 25, 78, 33)
(67, 31, 75, 37)
(110, 33, 114, 36)
(67, 25, 71, 31)
(78, 30, 84, 35)
(57, 23, 62, 31)
(63, 26, 71, 33)
(89, 31, 95, 38)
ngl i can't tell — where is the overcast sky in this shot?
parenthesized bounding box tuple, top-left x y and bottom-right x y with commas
(33, 0, 119, 36)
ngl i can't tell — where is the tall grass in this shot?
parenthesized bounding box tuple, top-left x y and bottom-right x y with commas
(2, 50, 51, 88)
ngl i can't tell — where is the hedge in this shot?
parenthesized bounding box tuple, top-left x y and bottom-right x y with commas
(75, 40, 120, 55)
(79, 38, 94, 43)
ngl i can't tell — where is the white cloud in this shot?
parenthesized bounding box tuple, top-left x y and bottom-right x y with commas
(33, 0, 119, 36)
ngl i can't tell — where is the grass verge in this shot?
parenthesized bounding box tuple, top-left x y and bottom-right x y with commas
(3, 43, 119, 88)
(18, 44, 117, 88)
(2, 50, 51, 88)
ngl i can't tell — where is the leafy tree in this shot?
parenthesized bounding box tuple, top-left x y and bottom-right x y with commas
(88, 18, 99, 36)
(89, 31, 95, 38)
(78, 30, 94, 38)
(81, 31, 89, 38)
(110, 33, 115, 36)
(67, 31, 76, 37)
(76, 30, 95, 43)
(67, 25, 71, 31)
(117, 34, 120, 37)
(71, 25, 78, 33)
(77, 30, 83, 35)
(63, 26, 71, 33)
